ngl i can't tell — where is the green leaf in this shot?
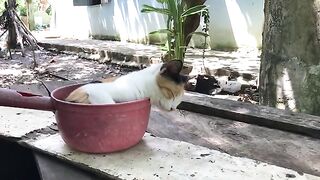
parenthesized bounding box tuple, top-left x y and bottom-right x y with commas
(156, 0, 167, 4)
(160, 46, 169, 51)
(149, 29, 173, 35)
(167, 0, 178, 17)
(187, 31, 210, 39)
(141, 5, 169, 15)
(181, 5, 207, 18)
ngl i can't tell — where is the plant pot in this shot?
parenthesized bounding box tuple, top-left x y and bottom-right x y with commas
(194, 74, 219, 94)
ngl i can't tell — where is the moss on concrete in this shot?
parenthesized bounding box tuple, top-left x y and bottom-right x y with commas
(212, 44, 238, 52)
(91, 35, 121, 41)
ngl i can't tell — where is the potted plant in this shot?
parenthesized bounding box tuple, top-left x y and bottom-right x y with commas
(141, 0, 209, 74)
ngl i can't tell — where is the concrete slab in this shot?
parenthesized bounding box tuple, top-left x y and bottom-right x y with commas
(149, 107, 320, 176)
(25, 133, 319, 180)
(38, 39, 260, 78)
(0, 106, 55, 138)
(179, 92, 320, 139)
(38, 39, 163, 65)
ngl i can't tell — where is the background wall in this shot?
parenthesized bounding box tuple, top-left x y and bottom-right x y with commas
(52, 0, 264, 50)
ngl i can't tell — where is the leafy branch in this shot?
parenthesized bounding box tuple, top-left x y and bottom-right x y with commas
(141, 0, 210, 63)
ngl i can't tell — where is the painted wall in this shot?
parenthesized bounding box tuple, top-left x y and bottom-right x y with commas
(52, 0, 264, 50)
(206, 0, 264, 49)
(86, 0, 166, 42)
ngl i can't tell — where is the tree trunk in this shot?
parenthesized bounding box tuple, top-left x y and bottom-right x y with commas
(7, 0, 18, 50)
(259, 0, 320, 115)
(183, 0, 206, 46)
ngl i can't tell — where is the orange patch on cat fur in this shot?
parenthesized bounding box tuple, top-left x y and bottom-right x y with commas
(65, 77, 119, 104)
(65, 88, 91, 104)
(100, 76, 119, 83)
(156, 74, 184, 99)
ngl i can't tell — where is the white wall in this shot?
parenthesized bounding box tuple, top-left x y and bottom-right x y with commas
(206, 0, 264, 49)
(86, 0, 166, 42)
(54, 0, 91, 39)
(53, 0, 264, 49)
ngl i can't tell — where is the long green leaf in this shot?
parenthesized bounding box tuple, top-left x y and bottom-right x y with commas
(149, 29, 173, 35)
(181, 5, 207, 18)
(141, 5, 169, 15)
(187, 31, 210, 39)
(156, 0, 167, 4)
(167, 0, 178, 18)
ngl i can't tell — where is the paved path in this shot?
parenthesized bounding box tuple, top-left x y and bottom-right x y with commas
(37, 38, 260, 80)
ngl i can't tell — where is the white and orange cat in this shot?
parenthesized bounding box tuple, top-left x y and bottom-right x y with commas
(65, 60, 188, 111)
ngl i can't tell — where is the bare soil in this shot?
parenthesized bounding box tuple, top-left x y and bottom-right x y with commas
(0, 48, 259, 103)
(0, 49, 135, 89)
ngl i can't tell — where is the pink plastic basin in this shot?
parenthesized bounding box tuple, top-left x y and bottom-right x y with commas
(0, 84, 151, 153)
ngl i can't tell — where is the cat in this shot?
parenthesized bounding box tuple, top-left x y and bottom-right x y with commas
(65, 60, 188, 111)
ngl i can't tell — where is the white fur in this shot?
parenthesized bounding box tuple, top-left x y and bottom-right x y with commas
(80, 64, 183, 111)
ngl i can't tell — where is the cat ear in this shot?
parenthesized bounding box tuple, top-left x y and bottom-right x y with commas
(161, 60, 183, 75)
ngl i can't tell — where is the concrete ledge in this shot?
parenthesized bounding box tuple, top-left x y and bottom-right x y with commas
(0, 106, 55, 139)
(6, 80, 320, 140)
(1, 81, 320, 176)
(22, 133, 319, 180)
(38, 39, 162, 67)
(178, 92, 320, 139)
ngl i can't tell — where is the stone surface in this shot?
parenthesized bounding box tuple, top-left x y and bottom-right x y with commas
(179, 92, 320, 139)
(25, 133, 319, 180)
(4, 82, 320, 175)
(37, 38, 260, 81)
(0, 106, 55, 138)
(149, 107, 320, 176)
(38, 39, 162, 66)
(35, 38, 261, 102)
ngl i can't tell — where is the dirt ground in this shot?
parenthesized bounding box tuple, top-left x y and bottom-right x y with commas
(0, 48, 259, 104)
(0, 49, 136, 89)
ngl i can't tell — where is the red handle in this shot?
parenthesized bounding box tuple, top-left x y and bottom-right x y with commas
(0, 88, 55, 111)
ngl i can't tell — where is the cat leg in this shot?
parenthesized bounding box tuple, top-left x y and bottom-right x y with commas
(65, 88, 91, 104)
(65, 88, 115, 105)
(87, 92, 115, 104)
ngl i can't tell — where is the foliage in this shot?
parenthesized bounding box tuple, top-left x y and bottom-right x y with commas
(0, 0, 6, 13)
(45, 4, 51, 15)
(141, 0, 209, 63)
(0, 0, 26, 15)
(16, 0, 28, 16)
(0, 1, 8, 31)
(18, 3, 26, 16)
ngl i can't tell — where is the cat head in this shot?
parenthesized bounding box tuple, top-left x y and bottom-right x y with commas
(155, 60, 188, 111)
